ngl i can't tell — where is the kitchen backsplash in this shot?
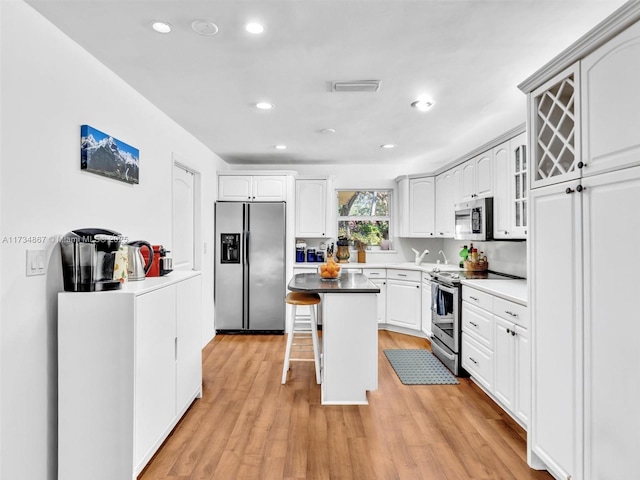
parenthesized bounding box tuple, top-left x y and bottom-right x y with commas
(295, 236, 527, 278)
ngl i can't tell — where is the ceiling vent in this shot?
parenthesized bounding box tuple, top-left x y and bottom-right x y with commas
(332, 80, 381, 93)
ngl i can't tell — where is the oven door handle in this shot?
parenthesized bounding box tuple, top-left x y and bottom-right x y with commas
(432, 339, 456, 361)
(434, 282, 457, 295)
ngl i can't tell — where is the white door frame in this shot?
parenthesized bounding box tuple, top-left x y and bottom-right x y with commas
(172, 155, 201, 271)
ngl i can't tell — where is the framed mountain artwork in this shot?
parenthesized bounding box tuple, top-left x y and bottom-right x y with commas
(80, 125, 139, 184)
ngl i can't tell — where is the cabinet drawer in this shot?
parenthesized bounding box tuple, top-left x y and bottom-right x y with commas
(494, 297, 529, 328)
(461, 333, 494, 390)
(462, 302, 494, 349)
(363, 268, 386, 279)
(387, 269, 421, 282)
(462, 286, 494, 312)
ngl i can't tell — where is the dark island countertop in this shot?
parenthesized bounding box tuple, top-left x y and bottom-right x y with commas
(288, 272, 380, 294)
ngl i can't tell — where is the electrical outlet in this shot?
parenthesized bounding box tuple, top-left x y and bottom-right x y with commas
(26, 250, 47, 276)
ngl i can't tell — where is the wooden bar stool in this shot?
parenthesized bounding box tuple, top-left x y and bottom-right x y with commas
(281, 292, 321, 384)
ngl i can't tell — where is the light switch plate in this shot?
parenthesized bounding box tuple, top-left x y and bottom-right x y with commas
(26, 250, 47, 276)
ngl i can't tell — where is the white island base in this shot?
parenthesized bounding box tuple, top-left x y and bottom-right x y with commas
(320, 292, 378, 405)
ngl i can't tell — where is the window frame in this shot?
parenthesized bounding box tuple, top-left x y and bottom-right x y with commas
(336, 189, 392, 246)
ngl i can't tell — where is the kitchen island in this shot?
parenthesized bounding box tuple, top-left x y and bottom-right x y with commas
(288, 272, 380, 405)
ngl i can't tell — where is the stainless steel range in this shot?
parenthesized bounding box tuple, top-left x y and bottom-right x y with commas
(430, 270, 518, 376)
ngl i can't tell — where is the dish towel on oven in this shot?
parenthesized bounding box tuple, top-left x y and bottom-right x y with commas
(431, 284, 450, 316)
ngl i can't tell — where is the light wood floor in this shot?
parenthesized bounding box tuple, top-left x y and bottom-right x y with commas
(139, 330, 552, 480)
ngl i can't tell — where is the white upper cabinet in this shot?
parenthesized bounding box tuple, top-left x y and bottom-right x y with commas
(396, 176, 435, 238)
(409, 177, 435, 237)
(493, 141, 511, 239)
(494, 133, 528, 239)
(529, 64, 581, 189)
(461, 152, 493, 201)
(511, 133, 528, 238)
(581, 20, 640, 177)
(450, 165, 463, 205)
(218, 175, 287, 202)
(295, 177, 333, 237)
(218, 175, 252, 201)
(530, 19, 640, 189)
(461, 160, 476, 201)
(435, 171, 454, 238)
(396, 177, 410, 237)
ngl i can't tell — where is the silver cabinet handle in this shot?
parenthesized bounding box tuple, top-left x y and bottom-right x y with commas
(397, 273, 407, 277)
(470, 296, 479, 301)
(505, 310, 518, 317)
(469, 321, 479, 327)
(369, 272, 380, 275)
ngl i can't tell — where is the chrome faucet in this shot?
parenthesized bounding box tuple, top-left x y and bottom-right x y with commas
(438, 250, 448, 264)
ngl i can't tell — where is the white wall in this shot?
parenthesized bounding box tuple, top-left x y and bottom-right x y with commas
(0, 2, 225, 479)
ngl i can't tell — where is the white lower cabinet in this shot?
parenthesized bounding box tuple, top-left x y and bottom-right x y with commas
(363, 267, 387, 324)
(372, 278, 387, 324)
(58, 272, 203, 480)
(386, 270, 421, 330)
(461, 332, 494, 390)
(494, 317, 530, 425)
(462, 285, 529, 428)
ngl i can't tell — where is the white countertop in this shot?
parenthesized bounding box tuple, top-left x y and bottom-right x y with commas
(461, 279, 528, 306)
(295, 261, 527, 305)
(59, 270, 202, 297)
(294, 261, 461, 273)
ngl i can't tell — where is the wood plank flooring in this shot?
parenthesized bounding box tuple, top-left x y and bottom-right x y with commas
(139, 330, 552, 480)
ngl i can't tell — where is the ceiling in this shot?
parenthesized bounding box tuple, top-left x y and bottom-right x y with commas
(25, 0, 627, 171)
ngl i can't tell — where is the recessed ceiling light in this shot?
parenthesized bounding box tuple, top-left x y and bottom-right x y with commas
(274, 145, 287, 150)
(380, 144, 397, 149)
(191, 20, 219, 36)
(321, 128, 336, 135)
(411, 98, 436, 111)
(255, 102, 274, 110)
(151, 21, 172, 34)
(245, 22, 265, 34)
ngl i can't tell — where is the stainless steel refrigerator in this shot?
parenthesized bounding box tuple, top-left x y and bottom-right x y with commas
(214, 202, 286, 333)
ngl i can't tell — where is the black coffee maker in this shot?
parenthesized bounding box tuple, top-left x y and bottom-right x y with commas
(60, 228, 123, 292)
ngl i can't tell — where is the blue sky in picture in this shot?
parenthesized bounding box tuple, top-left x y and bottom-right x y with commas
(81, 124, 139, 158)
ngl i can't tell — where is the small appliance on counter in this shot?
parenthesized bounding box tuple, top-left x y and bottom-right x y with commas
(126, 240, 153, 280)
(60, 228, 123, 292)
(141, 245, 173, 277)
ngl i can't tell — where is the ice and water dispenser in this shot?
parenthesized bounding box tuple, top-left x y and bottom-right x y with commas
(220, 233, 240, 264)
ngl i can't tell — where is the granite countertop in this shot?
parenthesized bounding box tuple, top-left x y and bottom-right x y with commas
(288, 272, 380, 294)
(460, 279, 528, 306)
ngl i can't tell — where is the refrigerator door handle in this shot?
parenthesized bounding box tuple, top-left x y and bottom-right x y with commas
(245, 231, 250, 266)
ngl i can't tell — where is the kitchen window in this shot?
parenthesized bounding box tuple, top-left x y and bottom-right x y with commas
(337, 190, 391, 247)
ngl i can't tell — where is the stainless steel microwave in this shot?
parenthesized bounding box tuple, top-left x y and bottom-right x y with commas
(454, 197, 493, 241)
